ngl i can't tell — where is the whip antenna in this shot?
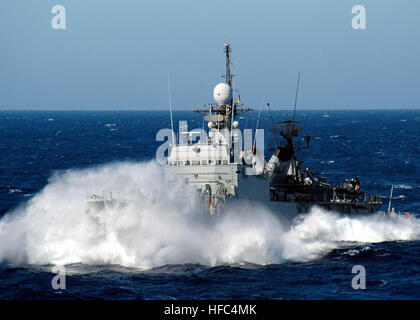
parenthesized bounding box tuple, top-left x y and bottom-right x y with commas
(291, 72, 301, 135)
(387, 184, 394, 214)
(267, 102, 279, 149)
(167, 66, 175, 146)
(253, 105, 262, 147)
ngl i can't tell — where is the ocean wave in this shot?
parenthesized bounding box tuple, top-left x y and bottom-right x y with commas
(0, 161, 418, 270)
(394, 184, 413, 190)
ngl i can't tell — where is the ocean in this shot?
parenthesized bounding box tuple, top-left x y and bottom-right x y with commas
(0, 110, 419, 299)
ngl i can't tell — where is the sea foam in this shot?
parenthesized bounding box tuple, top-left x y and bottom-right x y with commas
(0, 161, 418, 269)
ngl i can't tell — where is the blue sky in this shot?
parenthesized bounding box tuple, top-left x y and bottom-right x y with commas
(0, 0, 419, 110)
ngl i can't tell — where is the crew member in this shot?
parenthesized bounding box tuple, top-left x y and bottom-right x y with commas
(349, 177, 360, 191)
(304, 169, 312, 186)
(353, 177, 360, 191)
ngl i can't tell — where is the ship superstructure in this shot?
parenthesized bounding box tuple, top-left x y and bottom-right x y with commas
(164, 42, 382, 220)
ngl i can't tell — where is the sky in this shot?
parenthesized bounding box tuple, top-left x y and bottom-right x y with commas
(0, 0, 419, 110)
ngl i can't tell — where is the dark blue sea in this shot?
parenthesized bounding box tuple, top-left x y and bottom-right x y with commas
(0, 110, 419, 300)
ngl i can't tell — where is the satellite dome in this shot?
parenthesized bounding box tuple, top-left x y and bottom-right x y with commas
(213, 83, 232, 105)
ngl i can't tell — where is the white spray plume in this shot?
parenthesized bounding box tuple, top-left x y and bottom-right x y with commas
(0, 161, 418, 269)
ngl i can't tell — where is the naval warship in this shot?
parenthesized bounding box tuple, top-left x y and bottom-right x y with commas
(163, 42, 382, 224)
(87, 42, 383, 225)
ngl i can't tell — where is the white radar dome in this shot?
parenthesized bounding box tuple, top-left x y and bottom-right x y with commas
(213, 83, 232, 105)
(232, 121, 239, 129)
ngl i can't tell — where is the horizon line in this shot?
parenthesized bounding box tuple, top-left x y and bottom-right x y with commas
(1, 108, 420, 112)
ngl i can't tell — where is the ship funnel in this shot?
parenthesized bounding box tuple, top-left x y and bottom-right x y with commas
(213, 82, 232, 105)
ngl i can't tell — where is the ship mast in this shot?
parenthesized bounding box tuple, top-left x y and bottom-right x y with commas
(223, 41, 234, 117)
(194, 42, 251, 119)
(224, 42, 233, 87)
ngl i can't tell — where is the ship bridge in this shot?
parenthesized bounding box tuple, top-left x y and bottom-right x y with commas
(167, 142, 231, 166)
